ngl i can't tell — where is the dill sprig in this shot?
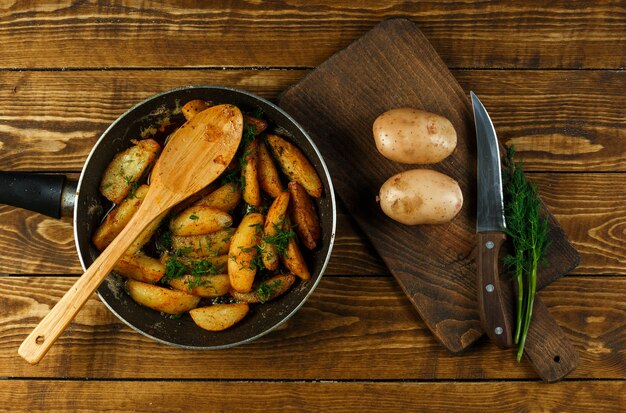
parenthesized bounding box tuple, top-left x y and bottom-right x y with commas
(503, 146, 550, 361)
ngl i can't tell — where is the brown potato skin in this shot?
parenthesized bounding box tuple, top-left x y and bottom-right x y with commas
(168, 274, 230, 297)
(169, 206, 232, 236)
(114, 253, 165, 283)
(260, 191, 290, 270)
(288, 181, 321, 250)
(193, 182, 242, 212)
(99, 139, 160, 203)
(171, 229, 233, 258)
(231, 273, 296, 303)
(281, 218, 310, 280)
(266, 134, 322, 198)
(126, 280, 200, 314)
(92, 184, 149, 251)
(243, 115, 268, 135)
(258, 141, 283, 198)
(190, 304, 249, 331)
(182, 99, 210, 120)
(228, 213, 264, 293)
(242, 138, 262, 206)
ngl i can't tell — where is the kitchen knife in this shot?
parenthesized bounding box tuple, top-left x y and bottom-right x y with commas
(472, 91, 513, 349)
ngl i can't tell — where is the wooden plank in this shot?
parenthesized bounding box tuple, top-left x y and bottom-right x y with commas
(1, 70, 624, 172)
(0, 2, 624, 69)
(0, 173, 624, 276)
(0, 380, 623, 413)
(0, 276, 623, 380)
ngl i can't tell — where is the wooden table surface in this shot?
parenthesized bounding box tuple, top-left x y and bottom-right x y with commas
(0, 2, 624, 412)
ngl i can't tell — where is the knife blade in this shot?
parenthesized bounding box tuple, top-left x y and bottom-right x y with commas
(471, 91, 513, 349)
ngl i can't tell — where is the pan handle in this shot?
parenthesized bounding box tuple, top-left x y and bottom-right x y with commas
(0, 172, 77, 219)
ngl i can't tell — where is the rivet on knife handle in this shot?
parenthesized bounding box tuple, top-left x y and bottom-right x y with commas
(477, 231, 512, 348)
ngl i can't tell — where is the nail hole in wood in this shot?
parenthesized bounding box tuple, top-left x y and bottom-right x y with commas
(554, 355, 561, 363)
(36, 335, 45, 345)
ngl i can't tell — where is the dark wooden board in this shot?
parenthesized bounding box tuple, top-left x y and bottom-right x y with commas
(279, 18, 579, 353)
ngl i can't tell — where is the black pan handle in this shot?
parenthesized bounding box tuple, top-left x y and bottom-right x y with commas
(0, 172, 77, 219)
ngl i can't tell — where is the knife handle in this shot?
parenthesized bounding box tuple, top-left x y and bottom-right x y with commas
(477, 232, 512, 348)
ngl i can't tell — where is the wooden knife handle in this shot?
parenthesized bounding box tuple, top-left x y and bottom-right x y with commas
(477, 232, 512, 348)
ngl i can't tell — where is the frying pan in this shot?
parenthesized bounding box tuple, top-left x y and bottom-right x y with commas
(0, 86, 336, 349)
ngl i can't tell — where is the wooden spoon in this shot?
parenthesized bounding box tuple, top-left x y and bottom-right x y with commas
(19, 104, 243, 364)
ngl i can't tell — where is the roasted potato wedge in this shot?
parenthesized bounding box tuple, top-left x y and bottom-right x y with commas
(126, 211, 168, 255)
(169, 274, 230, 297)
(228, 213, 264, 293)
(288, 181, 321, 250)
(242, 138, 261, 206)
(114, 253, 164, 283)
(190, 304, 249, 331)
(161, 254, 228, 273)
(193, 182, 242, 212)
(261, 191, 290, 271)
(100, 139, 161, 203)
(126, 280, 200, 314)
(169, 206, 232, 236)
(243, 114, 268, 135)
(266, 134, 322, 198)
(92, 184, 149, 251)
(282, 218, 311, 280)
(171, 229, 233, 258)
(182, 99, 210, 120)
(231, 273, 296, 303)
(258, 141, 283, 198)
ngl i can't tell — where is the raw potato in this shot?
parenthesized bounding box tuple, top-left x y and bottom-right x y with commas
(114, 253, 164, 283)
(126, 280, 200, 314)
(261, 191, 290, 270)
(92, 184, 149, 251)
(281, 218, 310, 280)
(99, 139, 161, 203)
(373, 108, 457, 164)
(169, 274, 231, 297)
(288, 181, 321, 250)
(266, 134, 322, 198)
(228, 213, 264, 293)
(190, 304, 249, 332)
(242, 138, 262, 206)
(193, 182, 241, 211)
(171, 229, 233, 258)
(231, 273, 296, 304)
(258, 141, 283, 198)
(169, 206, 232, 236)
(182, 99, 210, 120)
(379, 169, 463, 225)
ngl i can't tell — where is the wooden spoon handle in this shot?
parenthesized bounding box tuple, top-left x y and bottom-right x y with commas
(18, 201, 164, 364)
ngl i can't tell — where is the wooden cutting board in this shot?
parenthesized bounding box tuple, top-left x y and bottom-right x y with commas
(280, 18, 580, 380)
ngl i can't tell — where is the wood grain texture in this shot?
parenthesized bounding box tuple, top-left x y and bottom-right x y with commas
(0, 380, 623, 413)
(279, 18, 578, 353)
(0, 1, 624, 69)
(1, 70, 624, 172)
(0, 173, 624, 277)
(0, 276, 623, 380)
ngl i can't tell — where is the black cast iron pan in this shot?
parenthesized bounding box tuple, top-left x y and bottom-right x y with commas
(0, 86, 336, 349)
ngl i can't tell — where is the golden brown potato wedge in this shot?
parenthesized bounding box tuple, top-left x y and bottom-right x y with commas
(114, 253, 164, 283)
(169, 274, 230, 297)
(261, 191, 290, 271)
(92, 184, 149, 251)
(171, 229, 233, 258)
(182, 99, 210, 120)
(126, 280, 200, 314)
(161, 254, 229, 273)
(228, 213, 264, 293)
(193, 182, 242, 212)
(190, 304, 249, 331)
(100, 139, 161, 203)
(266, 134, 322, 198)
(231, 273, 296, 303)
(282, 218, 311, 280)
(258, 141, 283, 198)
(243, 114, 268, 135)
(288, 181, 321, 250)
(242, 138, 261, 206)
(169, 206, 232, 236)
